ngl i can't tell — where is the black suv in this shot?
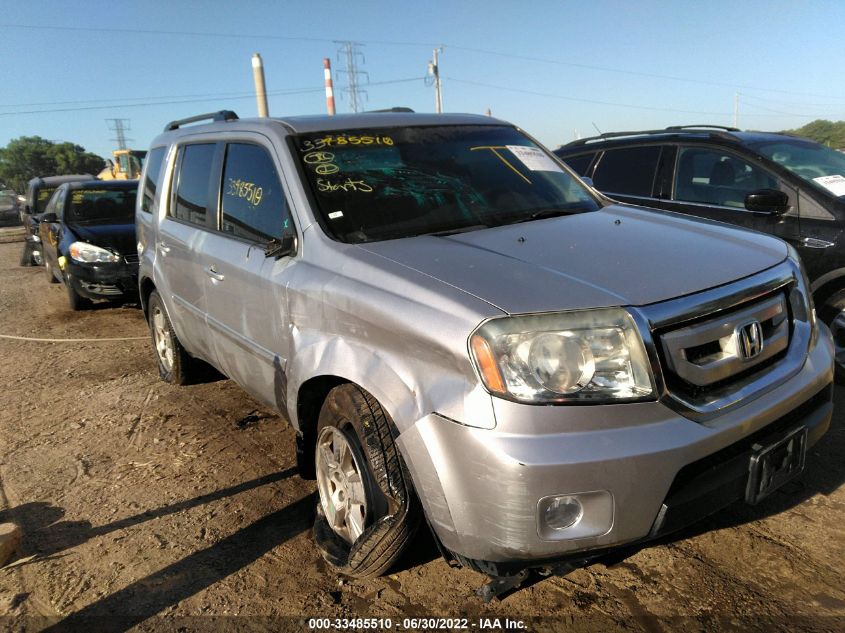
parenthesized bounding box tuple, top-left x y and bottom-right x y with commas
(555, 126, 845, 377)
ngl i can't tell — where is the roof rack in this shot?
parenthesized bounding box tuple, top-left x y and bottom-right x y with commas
(164, 110, 239, 131)
(562, 125, 740, 148)
(366, 107, 415, 113)
(665, 124, 740, 132)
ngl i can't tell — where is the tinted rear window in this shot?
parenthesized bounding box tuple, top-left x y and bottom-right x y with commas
(34, 187, 57, 213)
(560, 153, 595, 176)
(592, 146, 662, 197)
(141, 147, 166, 214)
(171, 143, 216, 226)
(66, 188, 137, 223)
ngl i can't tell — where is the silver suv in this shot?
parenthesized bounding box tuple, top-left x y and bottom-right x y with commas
(137, 110, 834, 581)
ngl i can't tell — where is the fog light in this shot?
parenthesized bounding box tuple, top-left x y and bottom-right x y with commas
(543, 496, 583, 530)
(537, 490, 613, 541)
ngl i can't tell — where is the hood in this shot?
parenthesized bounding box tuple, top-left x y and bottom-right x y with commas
(358, 205, 788, 314)
(67, 222, 137, 257)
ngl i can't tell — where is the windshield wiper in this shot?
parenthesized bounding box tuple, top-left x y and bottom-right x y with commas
(496, 206, 593, 225)
(429, 223, 491, 237)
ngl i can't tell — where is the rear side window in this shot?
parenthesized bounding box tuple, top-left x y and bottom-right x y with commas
(171, 143, 216, 226)
(560, 152, 595, 176)
(221, 143, 290, 242)
(674, 146, 779, 208)
(140, 147, 166, 214)
(592, 146, 662, 197)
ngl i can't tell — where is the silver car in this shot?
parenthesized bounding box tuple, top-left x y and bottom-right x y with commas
(137, 110, 834, 582)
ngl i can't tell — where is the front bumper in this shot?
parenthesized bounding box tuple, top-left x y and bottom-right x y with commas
(65, 260, 139, 300)
(397, 322, 834, 566)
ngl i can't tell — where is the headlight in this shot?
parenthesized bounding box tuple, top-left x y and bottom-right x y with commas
(470, 308, 655, 403)
(69, 241, 120, 263)
(786, 244, 816, 329)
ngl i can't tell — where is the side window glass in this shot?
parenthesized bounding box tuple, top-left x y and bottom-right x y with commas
(592, 146, 661, 196)
(561, 153, 595, 176)
(141, 147, 166, 214)
(674, 147, 779, 208)
(221, 143, 290, 242)
(171, 143, 216, 226)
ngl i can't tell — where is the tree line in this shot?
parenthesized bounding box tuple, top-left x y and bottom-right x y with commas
(0, 137, 104, 194)
(785, 120, 845, 149)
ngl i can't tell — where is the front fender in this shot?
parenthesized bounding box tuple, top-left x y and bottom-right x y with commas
(286, 329, 497, 434)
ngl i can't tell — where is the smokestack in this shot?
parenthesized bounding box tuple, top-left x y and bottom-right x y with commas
(324, 58, 336, 116)
(252, 53, 269, 118)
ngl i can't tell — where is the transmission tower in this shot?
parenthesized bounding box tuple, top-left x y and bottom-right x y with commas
(335, 41, 369, 113)
(105, 118, 133, 149)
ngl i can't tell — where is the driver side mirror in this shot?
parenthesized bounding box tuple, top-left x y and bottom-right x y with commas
(264, 228, 296, 259)
(580, 176, 595, 188)
(744, 189, 790, 215)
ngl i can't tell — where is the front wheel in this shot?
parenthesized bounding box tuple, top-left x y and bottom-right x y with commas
(313, 384, 419, 578)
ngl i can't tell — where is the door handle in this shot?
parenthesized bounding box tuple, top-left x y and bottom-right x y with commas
(159, 242, 171, 255)
(205, 265, 225, 281)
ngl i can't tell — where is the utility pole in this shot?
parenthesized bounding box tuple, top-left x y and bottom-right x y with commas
(323, 58, 336, 115)
(428, 48, 443, 113)
(252, 53, 269, 117)
(734, 92, 739, 129)
(335, 41, 368, 113)
(105, 119, 132, 149)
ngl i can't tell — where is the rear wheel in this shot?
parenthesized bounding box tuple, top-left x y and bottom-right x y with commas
(44, 259, 59, 283)
(821, 289, 845, 384)
(312, 384, 419, 578)
(19, 241, 34, 267)
(147, 290, 197, 385)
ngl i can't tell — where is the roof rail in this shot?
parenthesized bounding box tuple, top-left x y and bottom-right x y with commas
(366, 107, 415, 113)
(560, 125, 740, 148)
(164, 110, 239, 131)
(665, 124, 740, 132)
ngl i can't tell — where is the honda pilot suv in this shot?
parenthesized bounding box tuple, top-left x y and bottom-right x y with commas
(138, 111, 833, 582)
(555, 126, 845, 379)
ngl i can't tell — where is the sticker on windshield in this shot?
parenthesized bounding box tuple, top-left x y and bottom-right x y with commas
(813, 175, 845, 197)
(506, 146, 563, 173)
(328, 210, 344, 220)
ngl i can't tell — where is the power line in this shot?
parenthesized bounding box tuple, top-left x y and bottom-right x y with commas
(0, 77, 425, 117)
(335, 41, 368, 113)
(4, 22, 844, 100)
(106, 118, 132, 149)
(446, 77, 831, 119)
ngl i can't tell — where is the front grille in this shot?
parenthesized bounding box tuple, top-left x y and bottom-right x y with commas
(124, 253, 140, 264)
(659, 290, 791, 392)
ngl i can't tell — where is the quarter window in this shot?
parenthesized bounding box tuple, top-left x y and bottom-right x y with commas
(592, 146, 661, 197)
(674, 147, 779, 208)
(221, 143, 290, 242)
(560, 152, 595, 176)
(141, 147, 166, 214)
(171, 143, 216, 226)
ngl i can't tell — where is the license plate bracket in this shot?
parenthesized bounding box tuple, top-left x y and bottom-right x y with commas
(746, 426, 807, 505)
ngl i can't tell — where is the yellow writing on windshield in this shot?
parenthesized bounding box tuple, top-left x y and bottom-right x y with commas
(301, 135, 394, 152)
(470, 146, 531, 184)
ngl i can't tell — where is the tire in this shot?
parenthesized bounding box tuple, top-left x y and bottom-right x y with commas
(44, 259, 59, 283)
(312, 384, 419, 578)
(820, 289, 845, 384)
(147, 290, 197, 385)
(19, 241, 33, 267)
(65, 277, 91, 311)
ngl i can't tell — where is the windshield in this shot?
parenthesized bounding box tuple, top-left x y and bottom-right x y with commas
(34, 187, 57, 213)
(293, 125, 599, 243)
(751, 138, 845, 198)
(66, 188, 137, 224)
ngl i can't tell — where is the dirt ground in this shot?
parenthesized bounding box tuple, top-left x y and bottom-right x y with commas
(0, 238, 843, 632)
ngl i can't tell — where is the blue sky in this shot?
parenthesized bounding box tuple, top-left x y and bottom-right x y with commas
(1, 0, 844, 160)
